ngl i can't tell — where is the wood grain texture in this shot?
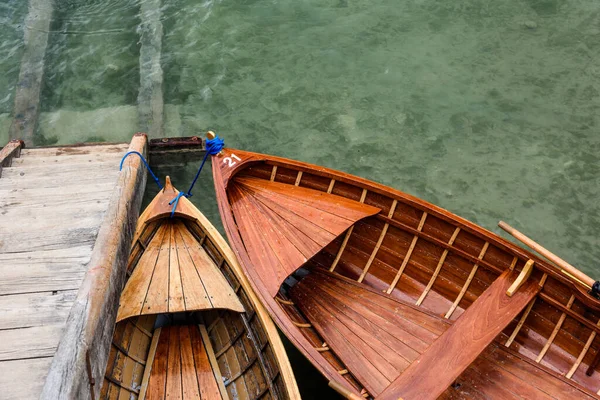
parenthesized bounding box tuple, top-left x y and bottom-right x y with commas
(145, 326, 224, 400)
(377, 269, 540, 400)
(40, 134, 148, 400)
(0, 357, 53, 400)
(0, 140, 23, 177)
(117, 218, 243, 322)
(212, 146, 600, 398)
(229, 176, 379, 297)
(0, 290, 76, 330)
(291, 269, 445, 395)
(103, 170, 297, 399)
(183, 199, 300, 399)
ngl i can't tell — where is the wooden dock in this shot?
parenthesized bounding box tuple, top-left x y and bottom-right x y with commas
(0, 136, 147, 399)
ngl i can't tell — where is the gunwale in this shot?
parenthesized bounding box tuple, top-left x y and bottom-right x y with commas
(102, 176, 300, 400)
(212, 147, 600, 399)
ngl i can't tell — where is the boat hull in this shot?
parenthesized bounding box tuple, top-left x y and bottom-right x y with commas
(212, 147, 600, 399)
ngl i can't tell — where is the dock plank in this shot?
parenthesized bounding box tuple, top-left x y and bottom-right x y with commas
(0, 201, 108, 229)
(0, 137, 142, 400)
(12, 151, 126, 166)
(0, 217, 104, 253)
(0, 324, 64, 361)
(0, 174, 118, 190)
(0, 357, 52, 400)
(0, 186, 113, 209)
(0, 290, 77, 330)
(0, 182, 114, 206)
(19, 143, 129, 157)
(0, 159, 121, 180)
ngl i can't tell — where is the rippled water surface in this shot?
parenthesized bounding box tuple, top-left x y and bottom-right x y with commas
(1, 0, 599, 396)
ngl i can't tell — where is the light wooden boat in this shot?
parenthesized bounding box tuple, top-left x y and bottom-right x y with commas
(212, 145, 600, 399)
(101, 177, 300, 400)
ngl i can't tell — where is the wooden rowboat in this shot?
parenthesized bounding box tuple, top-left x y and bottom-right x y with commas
(101, 177, 300, 400)
(212, 144, 600, 399)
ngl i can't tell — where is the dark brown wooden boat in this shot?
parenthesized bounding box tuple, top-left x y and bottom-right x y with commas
(211, 143, 600, 399)
(101, 177, 300, 400)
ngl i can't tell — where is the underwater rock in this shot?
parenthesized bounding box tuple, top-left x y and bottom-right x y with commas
(524, 20, 538, 30)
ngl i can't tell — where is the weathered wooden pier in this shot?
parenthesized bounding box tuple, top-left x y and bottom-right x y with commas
(0, 135, 207, 399)
(0, 135, 148, 399)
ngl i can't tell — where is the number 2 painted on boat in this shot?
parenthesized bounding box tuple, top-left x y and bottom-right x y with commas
(223, 153, 241, 167)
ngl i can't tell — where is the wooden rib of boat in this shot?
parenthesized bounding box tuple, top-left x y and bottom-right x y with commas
(212, 144, 600, 399)
(101, 177, 300, 400)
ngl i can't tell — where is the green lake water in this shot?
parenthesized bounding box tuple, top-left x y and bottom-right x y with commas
(1, 0, 599, 397)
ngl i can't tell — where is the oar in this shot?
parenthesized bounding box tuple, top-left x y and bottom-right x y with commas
(498, 221, 595, 289)
(328, 380, 364, 400)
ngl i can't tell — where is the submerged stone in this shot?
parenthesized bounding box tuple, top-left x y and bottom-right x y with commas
(524, 20, 538, 29)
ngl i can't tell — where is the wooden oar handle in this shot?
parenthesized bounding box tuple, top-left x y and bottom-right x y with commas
(328, 380, 363, 400)
(498, 221, 595, 288)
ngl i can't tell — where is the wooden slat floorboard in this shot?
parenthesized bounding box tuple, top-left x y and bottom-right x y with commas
(11, 151, 125, 166)
(0, 174, 117, 190)
(291, 269, 592, 399)
(0, 201, 108, 228)
(146, 325, 224, 400)
(379, 269, 539, 400)
(0, 223, 102, 253)
(0, 186, 113, 209)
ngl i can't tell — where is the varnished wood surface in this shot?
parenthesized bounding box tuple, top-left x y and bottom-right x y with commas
(291, 269, 597, 399)
(102, 176, 299, 400)
(184, 196, 301, 400)
(0, 139, 137, 400)
(378, 269, 539, 400)
(102, 315, 156, 400)
(290, 268, 447, 395)
(145, 325, 224, 400)
(212, 147, 600, 398)
(229, 176, 378, 297)
(117, 219, 243, 322)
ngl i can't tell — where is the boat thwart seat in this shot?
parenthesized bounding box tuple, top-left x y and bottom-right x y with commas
(291, 268, 594, 399)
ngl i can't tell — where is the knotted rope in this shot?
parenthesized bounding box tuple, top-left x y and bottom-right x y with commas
(169, 134, 224, 217)
(119, 150, 162, 189)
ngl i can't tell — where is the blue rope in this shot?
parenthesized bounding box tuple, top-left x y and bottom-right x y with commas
(169, 135, 224, 217)
(169, 192, 186, 218)
(120, 151, 162, 189)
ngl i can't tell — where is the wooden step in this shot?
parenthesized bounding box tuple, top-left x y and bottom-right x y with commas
(377, 269, 540, 400)
(11, 151, 125, 166)
(0, 160, 121, 180)
(19, 143, 128, 157)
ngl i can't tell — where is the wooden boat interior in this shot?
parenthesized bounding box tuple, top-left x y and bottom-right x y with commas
(214, 148, 600, 399)
(101, 178, 291, 400)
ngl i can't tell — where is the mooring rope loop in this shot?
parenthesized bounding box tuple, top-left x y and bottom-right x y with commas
(169, 134, 224, 217)
(119, 150, 162, 189)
